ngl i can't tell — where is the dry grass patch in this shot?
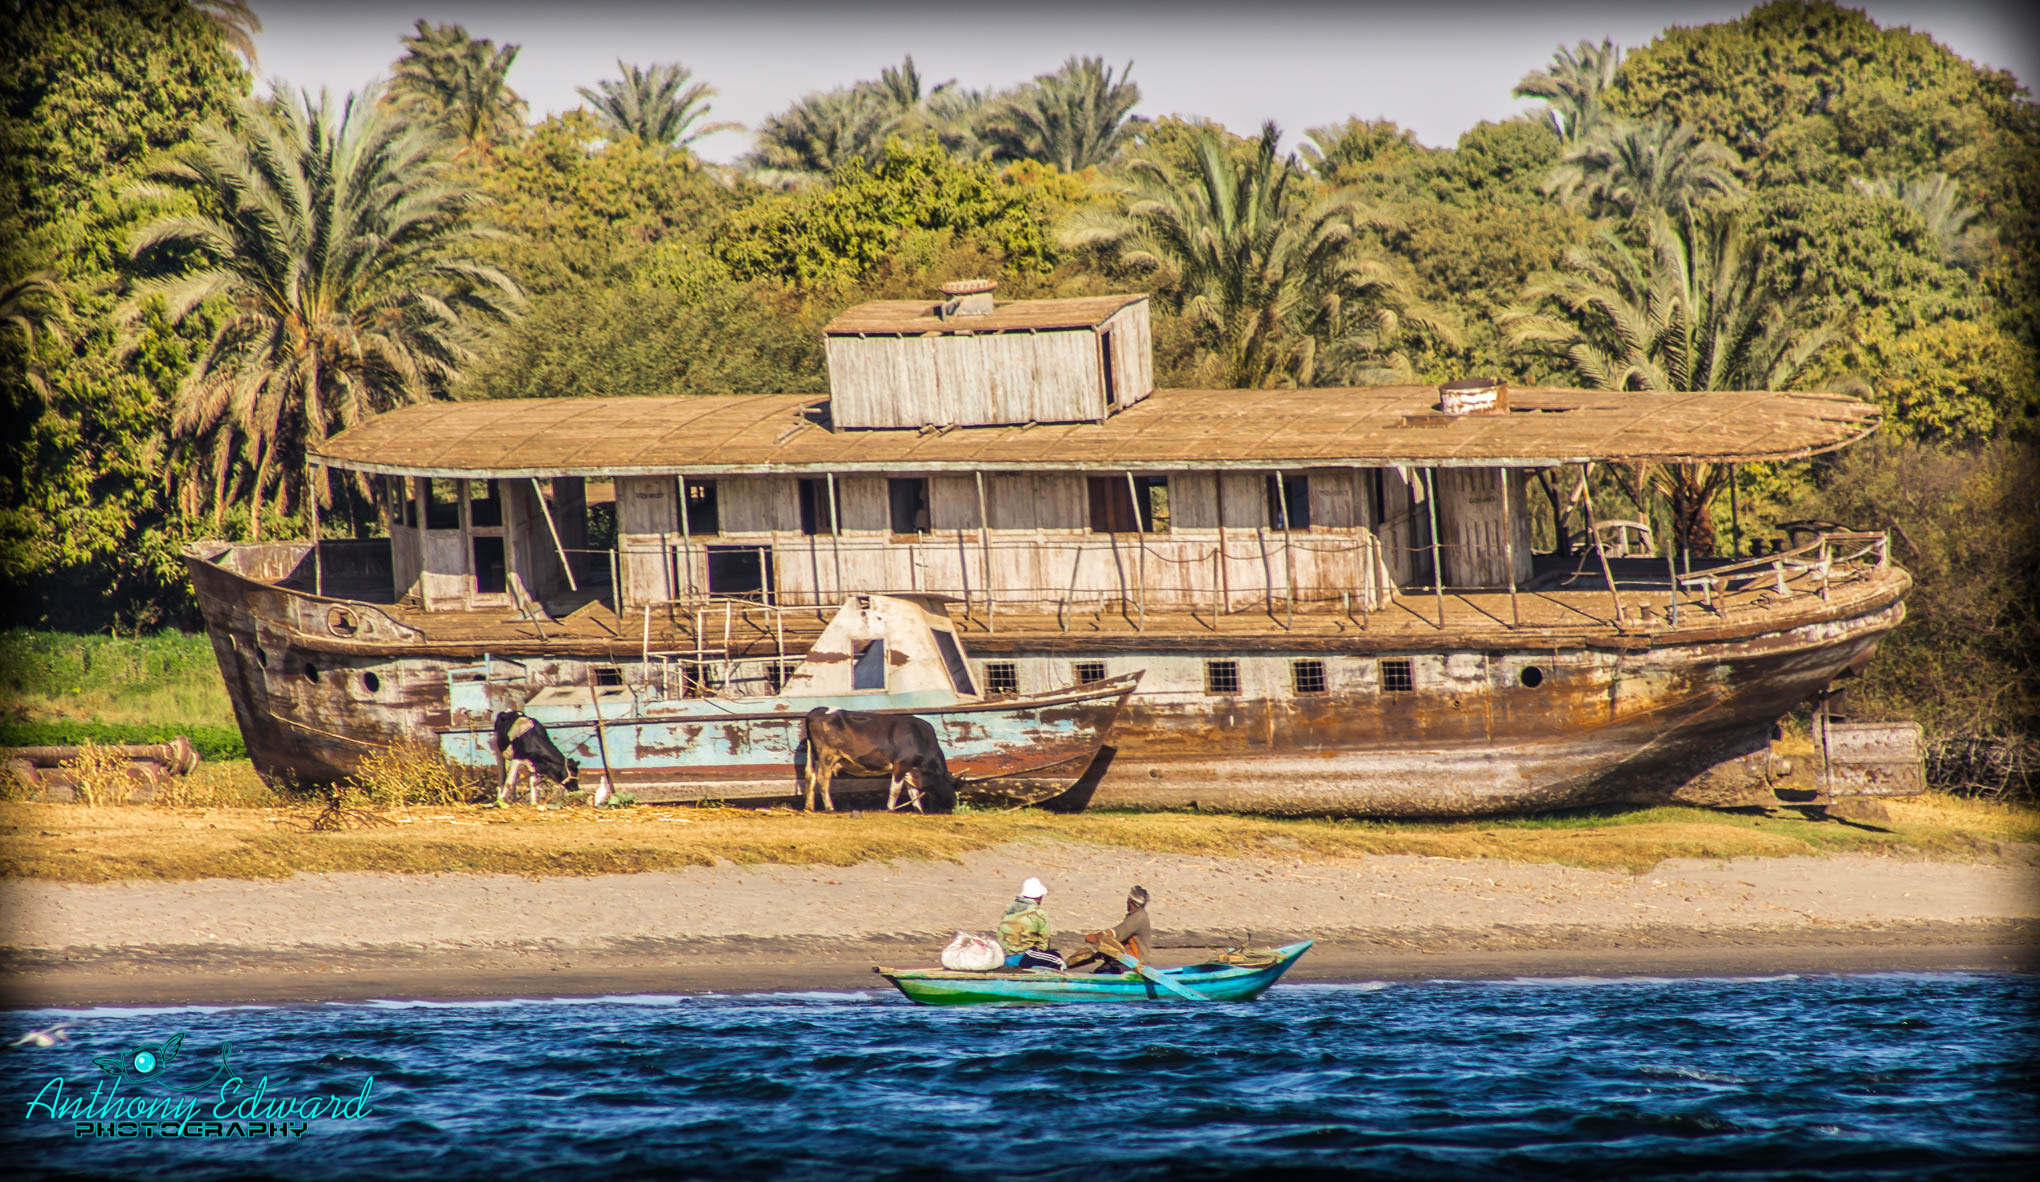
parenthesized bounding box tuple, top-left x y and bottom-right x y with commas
(4, 794, 2033, 883)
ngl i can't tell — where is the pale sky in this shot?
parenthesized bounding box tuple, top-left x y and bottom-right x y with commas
(249, 0, 2038, 163)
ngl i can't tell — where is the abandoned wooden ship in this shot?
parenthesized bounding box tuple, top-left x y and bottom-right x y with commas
(185, 284, 1908, 814)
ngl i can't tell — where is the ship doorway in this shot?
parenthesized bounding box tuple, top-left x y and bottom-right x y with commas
(707, 545, 774, 601)
(471, 536, 507, 594)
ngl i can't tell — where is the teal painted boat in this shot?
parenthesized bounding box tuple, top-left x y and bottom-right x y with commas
(875, 941, 1314, 1005)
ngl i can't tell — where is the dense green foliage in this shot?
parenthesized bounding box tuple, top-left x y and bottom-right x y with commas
(2, 0, 2034, 755)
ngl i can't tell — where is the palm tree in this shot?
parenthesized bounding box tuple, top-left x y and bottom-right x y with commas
(1297, 117, 1424, 182)
(124, 84, 523, 537)
(577, 60, 740, 149)
(1853, 172, 1987, 268)
(1064, 122, 1447, 388)
(746, 84, 897, 177)
(1514, 39, 1620, 144)
(386, 20, 527, 155)
(981, 57, 1141, 172)
(746, 56, 988, 180)
(1545, 119, 1741, 220)
(0, 270, 68, 406)
(1503, 209, 1838, 552)
(189, 0, 261, 66)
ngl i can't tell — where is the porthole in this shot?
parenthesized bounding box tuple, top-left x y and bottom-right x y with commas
(362, 671, 381, 693)
(303, 662, 320, 683)
(254, 648, 268, 668)
(327, 606, 360, 637)
(1519, 666, 1545, 689)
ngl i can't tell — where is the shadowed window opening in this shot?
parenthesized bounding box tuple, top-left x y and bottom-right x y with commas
(1206, 659, 1240, 695)
(1074, 661, 1107, 685)
(853, 639, 887, 691)
(1519, 665, 1545, 689)
(1381, 658, 1414, 693)
(983, 662, 1019, 695)
(1292, 659, 1327, 696)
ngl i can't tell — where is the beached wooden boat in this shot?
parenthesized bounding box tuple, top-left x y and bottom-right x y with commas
(435, 593, 1138, 803)
(875, 941, 1314, 1005)
(185, 284, 1917, 815)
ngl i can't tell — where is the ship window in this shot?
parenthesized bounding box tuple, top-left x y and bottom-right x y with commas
(852, 639, 887, 691)
(766, 662, 795, 693)
(362, 672, 380, 693)
(1074, 661, 1107, 685)
(472, 536, 506, 594)
(1292, 659, 1327, 696)
(983, 662, 1019, 695)
(1087, 476, 1168, 533)
(1267, 474, 1311, 530)
(933, 630, 975, 695)
(797, 478, 836, 535)
(684, 480, 720, 535)
(394, 477, 419, 528)
(303, 661, 320, 683)
(1381, 658, 1414, 693)
(595, 666, 623, 687)
(706, 545, 773, 600)
(425, 479, 461, 530)
(889, 478, 929, 535)
(1205, 660, 1240, 695)
(1519, 665, 1544, 689)
(469, 479, 503, 528)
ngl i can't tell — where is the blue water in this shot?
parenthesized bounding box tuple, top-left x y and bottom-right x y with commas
(2, 973, 2034, 1180)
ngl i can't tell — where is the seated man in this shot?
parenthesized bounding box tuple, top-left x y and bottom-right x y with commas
(1068, 885, 1153, 973)
(995, 877, 1065, 970)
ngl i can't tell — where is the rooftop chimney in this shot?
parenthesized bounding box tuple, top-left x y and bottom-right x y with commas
(936, 278, 997, 318)
(1439, 376, 1508, 415)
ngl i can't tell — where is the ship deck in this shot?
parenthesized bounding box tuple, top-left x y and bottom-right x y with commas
(254, 543, 1907, 658)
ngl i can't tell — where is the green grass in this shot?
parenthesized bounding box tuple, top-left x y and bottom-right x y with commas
(0, 630, 238, 755)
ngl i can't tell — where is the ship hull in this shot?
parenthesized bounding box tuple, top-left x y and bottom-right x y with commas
(185, 543, 1907, 816)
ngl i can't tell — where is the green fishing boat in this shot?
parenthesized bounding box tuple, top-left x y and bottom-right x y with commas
(875, 941, 1314, 1005)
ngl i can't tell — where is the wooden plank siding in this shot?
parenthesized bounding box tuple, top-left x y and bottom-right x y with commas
(610, 471, 1395, 614)
(825, 328, 1109, 429)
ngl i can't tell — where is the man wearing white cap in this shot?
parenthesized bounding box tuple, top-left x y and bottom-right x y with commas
(995, 877, 1065, 970)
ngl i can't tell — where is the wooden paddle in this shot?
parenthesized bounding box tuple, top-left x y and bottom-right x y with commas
(1098, 934, 1208, 1001)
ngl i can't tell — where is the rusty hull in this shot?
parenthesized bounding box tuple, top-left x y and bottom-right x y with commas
(186, 543, 1910, 816)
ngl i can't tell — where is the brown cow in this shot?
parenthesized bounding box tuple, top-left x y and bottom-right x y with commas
(801, 708, 954, 813)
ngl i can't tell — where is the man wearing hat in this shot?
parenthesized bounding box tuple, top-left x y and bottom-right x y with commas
(995, 877, 1065, 970)
(1068, 885, 1153, 973)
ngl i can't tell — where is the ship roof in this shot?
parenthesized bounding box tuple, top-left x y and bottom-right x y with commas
(311, 386, 1882, 479)
(823, 293, 1146, 335)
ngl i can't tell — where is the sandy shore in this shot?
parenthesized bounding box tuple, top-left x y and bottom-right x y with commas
(4, 844, 2036, 1004)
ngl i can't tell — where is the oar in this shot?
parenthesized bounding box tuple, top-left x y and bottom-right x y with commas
(1099, 935, 1208, 1002)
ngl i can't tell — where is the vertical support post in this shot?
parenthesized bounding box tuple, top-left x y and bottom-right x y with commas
(825, 473, 844, 609)
(1498, 467, 1519, 629)
(1123, 470, 1146, 631)
(308, 462, 323, 598)
(1215, 475, 1231, 621)
(1666, 551, 1679, 627)
(1422, 468, 1445, 629)
(1274, 468, 1295, 631)
(973, 471, 995, 633)
(610, 547, 623, 614)
(676, 475, 694, 600)
(641, 603, 651, 675)
(1728, 463, 1742, 559)
(1579, 462, 1625, 627)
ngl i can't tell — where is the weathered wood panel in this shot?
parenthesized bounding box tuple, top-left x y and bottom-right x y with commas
(1438, 467, 1533, 588)
(1099, 303, 1154, 410)
(826, 329, 1103, 429)
(721, 475, 798, 534)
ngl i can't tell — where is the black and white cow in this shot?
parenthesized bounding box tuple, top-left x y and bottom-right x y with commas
(493, 710, 581, 804)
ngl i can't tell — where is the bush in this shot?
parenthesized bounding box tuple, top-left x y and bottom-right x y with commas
(344, 742, 486, 808)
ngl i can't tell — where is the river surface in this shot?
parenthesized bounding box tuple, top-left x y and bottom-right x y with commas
(2, 972, 2034, 1180)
